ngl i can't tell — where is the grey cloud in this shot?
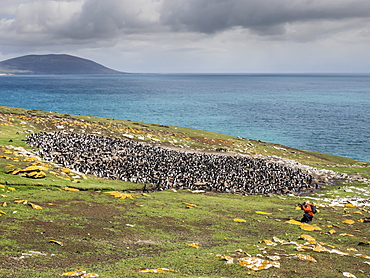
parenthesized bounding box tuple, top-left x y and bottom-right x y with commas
(160, 0, 370, 35)
(2, 0, 370, 45)
(59, 0, 161, 40)
(0, 0, 161, 47)
(1, 0, 370, 58)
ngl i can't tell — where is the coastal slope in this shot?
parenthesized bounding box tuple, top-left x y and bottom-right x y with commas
(0, 106, 369, 278)
(0, 54, 124, 74)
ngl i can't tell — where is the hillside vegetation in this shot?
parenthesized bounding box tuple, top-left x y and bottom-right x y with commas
(0, 105, 369, 278)
(0, 54, 123, 75)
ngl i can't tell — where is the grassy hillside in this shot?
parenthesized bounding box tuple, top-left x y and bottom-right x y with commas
(0, 54, 123, 75)
(0, 106, 369, 278)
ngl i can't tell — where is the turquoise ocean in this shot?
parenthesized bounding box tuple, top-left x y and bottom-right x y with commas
(0, 74, 369, 162)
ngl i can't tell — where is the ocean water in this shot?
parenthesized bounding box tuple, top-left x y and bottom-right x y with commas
(0, 74, 369, 162)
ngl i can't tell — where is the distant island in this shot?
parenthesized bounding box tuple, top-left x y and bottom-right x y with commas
(0, 54, 124, 75)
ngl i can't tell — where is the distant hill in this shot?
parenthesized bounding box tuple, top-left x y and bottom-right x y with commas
(0, 54, 124, 75)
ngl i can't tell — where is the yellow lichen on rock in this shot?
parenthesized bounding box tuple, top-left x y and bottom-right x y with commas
(342, 219, 355, 224)
(183, 202, 198, 208)
(6, 166, 46, 179)
(61, 168, 71, 174)
(56, 175, 70, 181)
(272, 237, 285, 244)
(340, 233, 355, 237)
(14, 199, 28, 204)
(106, 191, 136, 199)
(313, 245, 331, 253)
(260, 239, 277, 246)
(22, 165, 48, 172)
(299, 224, 322, 231)
(28, 202, 42, 209)
(187, 243, 199, 249)
(255, 211, 272, 215)
(61, 270, 86, 276)
(49, 240, 63, 246)
(238, 257, 280, 270)
(139, 268, 173, 273)
(233, 218, 246, 222)
(299, 234, 316, 242)
(219, 255, 234, 264)
(64, 187, 80, 192)
(26, 171, 46, 179)
(285, 219, 303, 225)
(289, 253, 317, 262)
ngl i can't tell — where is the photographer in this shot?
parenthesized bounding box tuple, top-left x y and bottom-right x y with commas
(299, 201, 316, 223)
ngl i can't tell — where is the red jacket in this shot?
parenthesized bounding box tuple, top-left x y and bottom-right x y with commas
(301, 204, 314, 216)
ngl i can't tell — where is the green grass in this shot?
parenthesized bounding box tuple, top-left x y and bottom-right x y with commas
(0, 106, 369, 277)
(1, 187, 369, 277)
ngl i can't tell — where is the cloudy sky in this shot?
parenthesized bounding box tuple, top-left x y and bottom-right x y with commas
(1, 0, 370, 73)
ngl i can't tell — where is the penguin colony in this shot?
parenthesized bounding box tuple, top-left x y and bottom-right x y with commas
(26, 132, 317, 195)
